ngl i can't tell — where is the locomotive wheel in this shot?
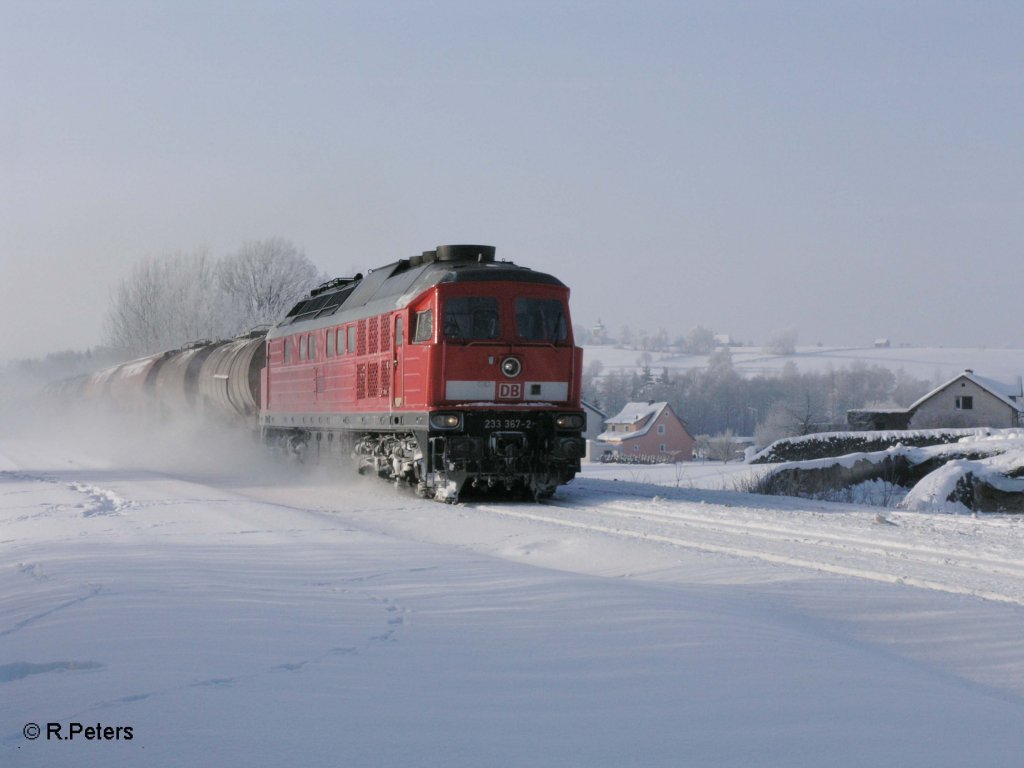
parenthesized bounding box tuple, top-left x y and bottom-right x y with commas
(285, 434, 309, 463)
(529, 471, 559, 501)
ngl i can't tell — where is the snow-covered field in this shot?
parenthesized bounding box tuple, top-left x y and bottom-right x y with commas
(584, 343, 1024, 382)
(5, 418, 1024, 766)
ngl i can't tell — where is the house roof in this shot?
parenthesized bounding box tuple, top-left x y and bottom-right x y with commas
(596, 401, 670, 442)
(909, 371, 1024, 414)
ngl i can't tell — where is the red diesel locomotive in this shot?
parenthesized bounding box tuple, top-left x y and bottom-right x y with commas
(259, 244, 586, 501)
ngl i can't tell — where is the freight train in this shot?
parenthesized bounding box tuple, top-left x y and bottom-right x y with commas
(64, 245, 586, 502)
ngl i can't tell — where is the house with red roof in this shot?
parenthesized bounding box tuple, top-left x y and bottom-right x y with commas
(596, 401, 694, 462)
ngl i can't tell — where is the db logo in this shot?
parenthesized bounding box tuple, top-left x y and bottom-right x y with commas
(498, 383, 522, 399)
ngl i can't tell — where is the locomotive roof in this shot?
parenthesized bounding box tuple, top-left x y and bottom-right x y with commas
(267, 246, 566, 338)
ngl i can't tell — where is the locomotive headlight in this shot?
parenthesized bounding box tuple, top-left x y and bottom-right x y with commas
(430, 412, 463, 430)
(555, 413, 585, 430)
(500, 356, 522, 378)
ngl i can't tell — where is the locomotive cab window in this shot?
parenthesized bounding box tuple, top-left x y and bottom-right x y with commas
(515, 298, 568, 342)
(347, 326, 356, 355)
(413, 309, 433, 343)
(444, 297, 499, 340)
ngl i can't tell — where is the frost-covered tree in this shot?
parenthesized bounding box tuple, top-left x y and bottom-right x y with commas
(218, 238, 326, 335)
(766, 327, 799, 355)
(104, 248, 225, 357)
(581, 359, 604, 405)
(684, 325, 716, 355)
(708, 429, 737, 462)
(104, 238, 327, 358)
(754, 393, 828, 448)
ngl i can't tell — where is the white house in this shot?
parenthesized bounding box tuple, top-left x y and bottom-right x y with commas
(848, 369, 1024, 430)
(908, 370, 1024, 429)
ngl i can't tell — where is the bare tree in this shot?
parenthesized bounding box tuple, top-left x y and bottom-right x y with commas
(104, 238, 326, 358)
(104, 248, 224, 357)
(708, 429, 737, 462)
(684, 325, 716, 355)
(218, 238, 326, 335)
(754, 393, 828, 449)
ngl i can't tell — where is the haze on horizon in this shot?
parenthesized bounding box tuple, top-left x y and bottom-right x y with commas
(2, 1, 1022, 363)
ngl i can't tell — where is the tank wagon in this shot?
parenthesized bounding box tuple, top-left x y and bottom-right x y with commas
(62, 245, 584, 502)
(261, 244, 585, 501)
(72, 333, 267, 424)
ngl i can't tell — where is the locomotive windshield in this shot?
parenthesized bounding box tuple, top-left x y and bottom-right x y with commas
(444, 297, 500, 340)
(515, 298, 568, 342)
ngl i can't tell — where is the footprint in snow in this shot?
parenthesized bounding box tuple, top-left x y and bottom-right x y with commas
(68, 482, 136, 517)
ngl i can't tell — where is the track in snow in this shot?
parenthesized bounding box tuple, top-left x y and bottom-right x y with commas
(473, 495, 1024, 606)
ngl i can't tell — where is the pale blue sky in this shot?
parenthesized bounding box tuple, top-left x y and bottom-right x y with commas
(2, 1, 1022, 360)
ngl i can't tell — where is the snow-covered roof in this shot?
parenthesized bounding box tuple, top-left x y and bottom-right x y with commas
(596, 401, 669, 442)
(605, 401, 667, 425)
(909, 371, 1024, 414)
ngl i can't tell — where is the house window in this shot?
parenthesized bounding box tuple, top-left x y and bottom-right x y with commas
(633, 444, 641, 453)
(657, 424, 666, 435)
(956, 396, 974, 410)
(660, 444, 666, 452)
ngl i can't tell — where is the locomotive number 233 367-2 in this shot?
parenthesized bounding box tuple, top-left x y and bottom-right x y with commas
(483, 418, 536, 431)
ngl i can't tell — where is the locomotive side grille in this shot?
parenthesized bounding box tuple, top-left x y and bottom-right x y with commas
(380, 360, 391, 398)
(368, 318, 379, 354)
(367, 361, 379, 398)
(379, 315, 391, 352)
(357, 363, 367, 399)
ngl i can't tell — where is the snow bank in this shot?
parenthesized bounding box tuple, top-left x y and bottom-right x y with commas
(902, 447, 1024, 513)
(751, 431, 1024, 511)
(751, 427, 992, 463)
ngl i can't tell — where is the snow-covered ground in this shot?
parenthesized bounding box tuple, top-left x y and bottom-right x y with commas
(5, 420, 1024, 766)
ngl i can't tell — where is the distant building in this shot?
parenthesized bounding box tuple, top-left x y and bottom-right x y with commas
(590, 319, 609, 345)
(595, 401, 694, 462)
(874, 338, 891, 348)
(848, 370, 1024, 430)
(846, 408, 912, 431)
(909, 370, 1024, 428)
